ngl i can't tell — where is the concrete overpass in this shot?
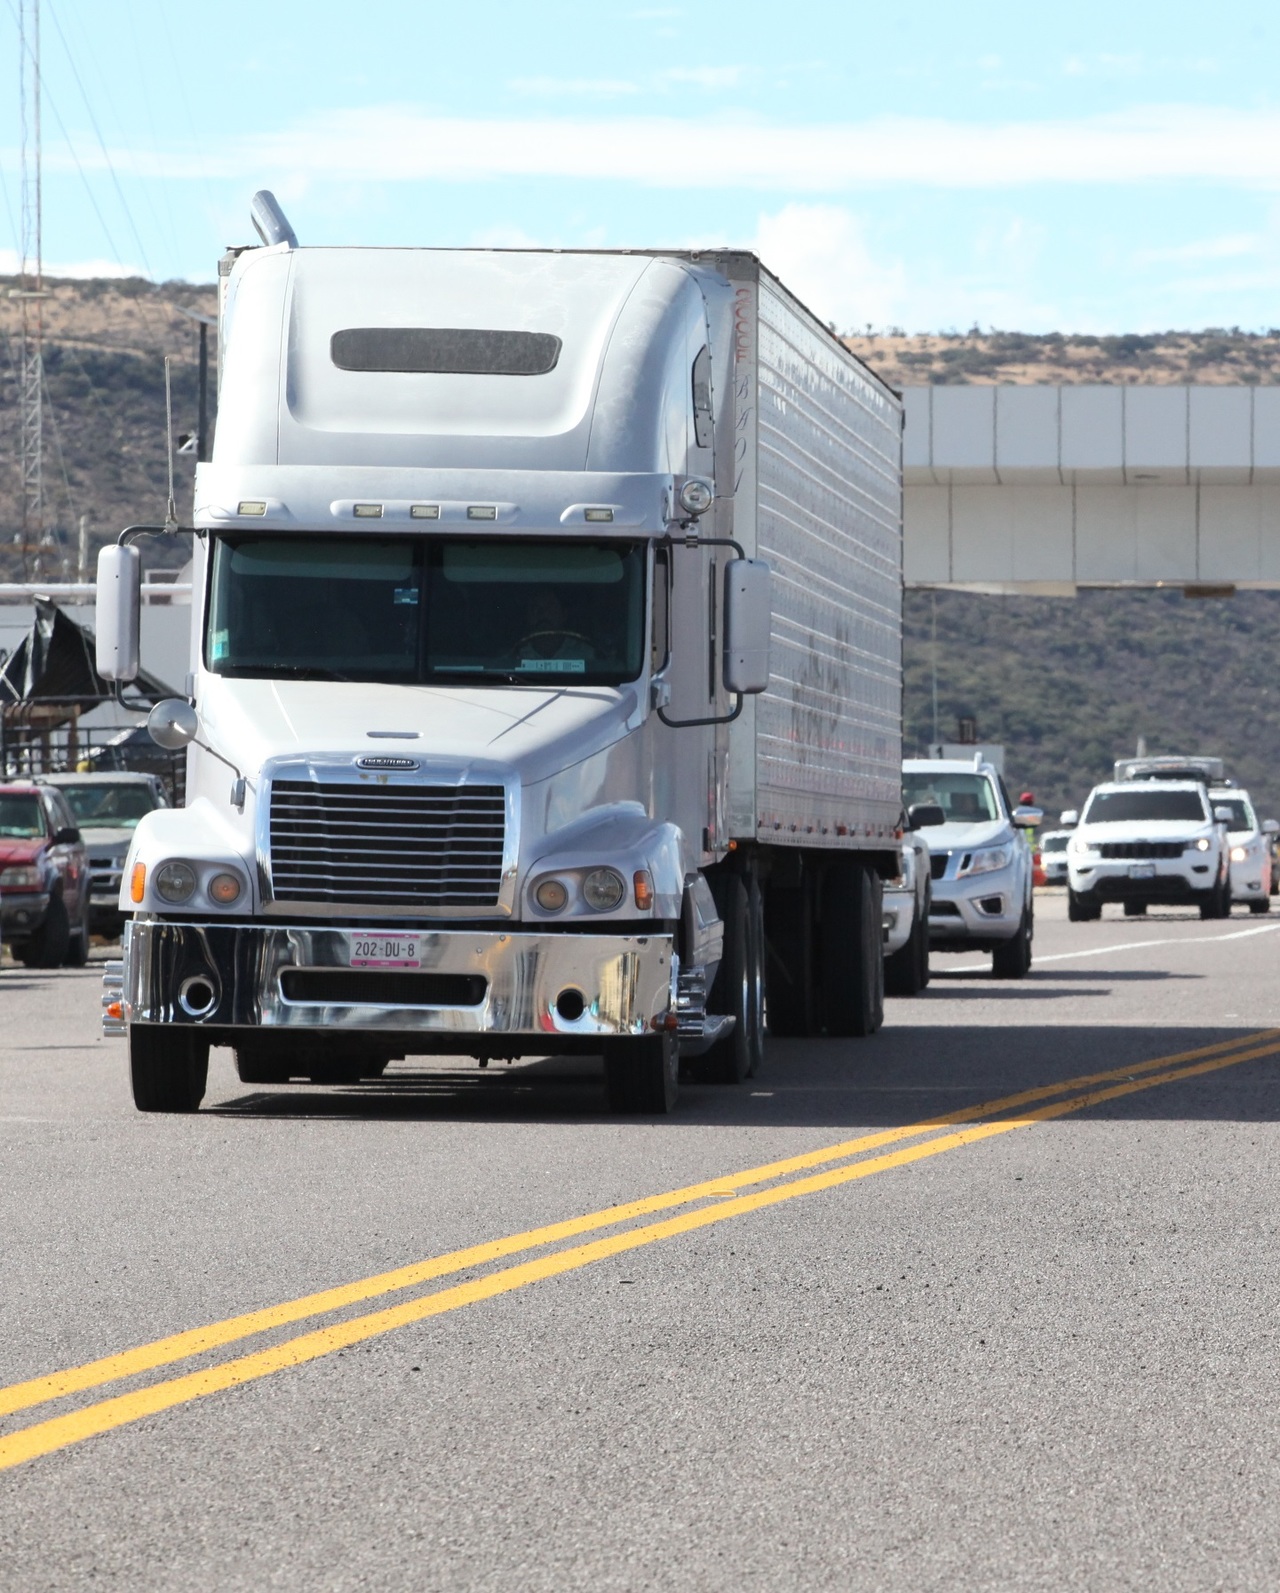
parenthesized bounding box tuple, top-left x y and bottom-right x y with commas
(903, 384, 1280, 593)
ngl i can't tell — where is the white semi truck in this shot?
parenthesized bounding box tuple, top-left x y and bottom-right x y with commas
(98, 193, 904, 1115)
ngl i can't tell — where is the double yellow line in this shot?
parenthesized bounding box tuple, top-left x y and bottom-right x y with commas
(2, 1029, 1277, 1473)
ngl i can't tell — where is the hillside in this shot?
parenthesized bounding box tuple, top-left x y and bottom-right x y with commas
(3, 282, 1277, 817)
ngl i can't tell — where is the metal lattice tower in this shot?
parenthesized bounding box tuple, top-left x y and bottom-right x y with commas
(16, 0, 58, 581)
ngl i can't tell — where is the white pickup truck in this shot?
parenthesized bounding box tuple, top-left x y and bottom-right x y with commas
(1063, 780, 1232, 920)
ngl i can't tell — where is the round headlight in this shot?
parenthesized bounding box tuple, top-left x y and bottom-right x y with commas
(153, 860, 197, 904)
(1195, 837, 1211, 852)
(208, 871, 243, 905)
(534, 877, 568, 912)
(582, 868, 625, 912)
(677, 478, 714, 517)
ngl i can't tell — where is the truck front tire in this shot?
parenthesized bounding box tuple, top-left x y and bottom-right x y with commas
(603, 1032, 678, 1114)
(703, 872, 765, 1083)
(130, 1024, 209, 1113)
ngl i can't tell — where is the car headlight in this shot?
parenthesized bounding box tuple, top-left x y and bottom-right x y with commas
(958, 844, 1012, 878)
(582, 868, 626, 911)
(1194, 837, 1211, 852)
(1068, 835, 1090, 856)
(153, 860, 197, 904)
(0, 865, 42, 888)
(1230, 845, 1248, 863)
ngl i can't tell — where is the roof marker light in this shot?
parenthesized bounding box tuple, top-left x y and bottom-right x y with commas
(353, 503, 383, 519)
(467, 505, 497, 521)
(237, 501, 267, 517)
(410, 504, 440, 520)
(584, 508, 614, 523)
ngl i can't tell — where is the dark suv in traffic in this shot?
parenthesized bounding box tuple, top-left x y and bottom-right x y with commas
(0, 784, 91, 966)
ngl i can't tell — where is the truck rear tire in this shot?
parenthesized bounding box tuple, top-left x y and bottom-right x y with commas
(63, 892, 91, 967)
(130, 1023, 209, 1113)
(234, 1045, 294, 1085)
(17, 894, 70, 969)
(1067, 888, 1101, 923)
(703, 872, 765, 1083)
(764, 877, 816, 1037)
(819, 862, 883, 1038)
(603, 1032, 678, 1114)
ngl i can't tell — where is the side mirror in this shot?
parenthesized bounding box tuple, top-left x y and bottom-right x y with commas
(1213, 805, 1234, 825)
(1262, 819, 1280, 836)
(1060, 810, 1079, 829)
(907, 803, 946, 830)
(148, 698, 198, 750)
(53, 826, 81, 846)
(95, 544, 141, 682)
(722, 559, 771, 695)
(1012, 805, 1044, 829)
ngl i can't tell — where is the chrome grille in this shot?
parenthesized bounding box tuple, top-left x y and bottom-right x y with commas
(269, 780, 506, 908)
(1098, 841, 1185, 860)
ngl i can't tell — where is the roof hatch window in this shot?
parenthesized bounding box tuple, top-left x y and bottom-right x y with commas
(330, 328, 562, 376)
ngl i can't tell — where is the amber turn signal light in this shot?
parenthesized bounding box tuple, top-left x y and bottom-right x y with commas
(130, 862, 146, 903)
(633, 870, 654, 911)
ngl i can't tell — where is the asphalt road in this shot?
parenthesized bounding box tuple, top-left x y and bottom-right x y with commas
(5, 893, 1280, 1591)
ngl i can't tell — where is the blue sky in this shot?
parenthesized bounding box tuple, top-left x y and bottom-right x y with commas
(2, 0, 1279, 331)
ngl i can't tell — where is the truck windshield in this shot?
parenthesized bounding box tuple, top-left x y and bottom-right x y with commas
(206, 535, 646, 686)
(902, 772, 1000, 824)
(1083, 790, 1208, 824)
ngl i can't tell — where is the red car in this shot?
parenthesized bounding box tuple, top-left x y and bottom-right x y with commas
(0, 783, 91, 967)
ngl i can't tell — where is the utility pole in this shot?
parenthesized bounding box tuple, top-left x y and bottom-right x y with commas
(14, 0, 58, 583)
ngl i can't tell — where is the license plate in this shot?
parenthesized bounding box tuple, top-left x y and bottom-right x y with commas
(347, 933, 423, 969)
(1129, 864, 1156, 880)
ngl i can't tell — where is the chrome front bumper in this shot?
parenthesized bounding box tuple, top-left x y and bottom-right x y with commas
(113, 919, 673, 1043)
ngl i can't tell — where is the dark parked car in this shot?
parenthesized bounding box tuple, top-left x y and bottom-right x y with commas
(42, 773, 169, 936)
(0, 783, 90, 966)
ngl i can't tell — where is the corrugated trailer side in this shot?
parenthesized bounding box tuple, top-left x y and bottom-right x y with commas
(725, 258, 903, 855)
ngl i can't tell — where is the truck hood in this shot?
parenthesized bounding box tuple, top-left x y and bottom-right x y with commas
(917, 819, 1011, 852)
(199, 678, 641, 787)
(0, 838, 46, 868)
(78, 827, 135, 854)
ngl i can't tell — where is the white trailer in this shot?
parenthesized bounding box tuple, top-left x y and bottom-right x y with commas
(99, 194, 903, 1114)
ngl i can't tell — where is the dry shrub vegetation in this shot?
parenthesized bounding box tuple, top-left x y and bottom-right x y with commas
(2, 280, 1276, 816)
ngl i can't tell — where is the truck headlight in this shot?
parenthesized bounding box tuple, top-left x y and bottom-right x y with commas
(582, 868, 626, 911)
(153, 860, 197, 904)
(957, 845, 1011, 878)
(0, 865, 42, 888)
(208, 871, 244, 905)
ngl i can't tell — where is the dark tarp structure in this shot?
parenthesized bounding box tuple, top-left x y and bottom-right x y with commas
(0, 599, 173, 724)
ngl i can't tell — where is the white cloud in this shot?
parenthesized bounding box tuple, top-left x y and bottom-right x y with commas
(659, 65, 743, 89)
(17, 101, 1280, 193)
(1134, 233, 1259, 264)
(0, 249, 144, 279)
(227, 103, 1280, 190)
(509, 77, 639, 98)
(751, 205, 907, 329)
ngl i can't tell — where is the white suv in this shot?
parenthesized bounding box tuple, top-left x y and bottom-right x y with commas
(1064, 781, 1231, 921)
(902, 757, 1041, 978)
(1209, 787, 1277, 913)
